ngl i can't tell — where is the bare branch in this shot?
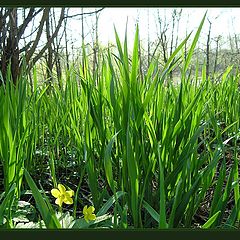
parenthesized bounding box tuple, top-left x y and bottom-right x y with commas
(18, 8, 44, 39)
(64, 7, 104, 19)
(19, 40, 34, 53)
(30, 8, 65, 69)
(25, 8, 50, 63)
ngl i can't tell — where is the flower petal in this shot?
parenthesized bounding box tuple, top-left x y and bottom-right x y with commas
(88, 206, 95, 214)
(66, 190, 74, 197)
(51, 189, 60, 198)
(83, 205, 88, 215)
(88, 214, 96, 221)
(84, 215, 89, 223)
(58, 184, 66, 193)
(63, 195, 73, 205)
(55, 198, 63, 207)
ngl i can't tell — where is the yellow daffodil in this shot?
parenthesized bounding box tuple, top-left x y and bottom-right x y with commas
(51, 184, 74, 207)
(83, 205, 96, 222)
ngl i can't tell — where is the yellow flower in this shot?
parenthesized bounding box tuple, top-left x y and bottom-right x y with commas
(83, 205, 96, 222)
(51, 184, 74, 207)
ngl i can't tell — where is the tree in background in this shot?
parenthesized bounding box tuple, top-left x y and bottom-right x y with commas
(0, 7, 65, 85)
(0, 7, 104, 86)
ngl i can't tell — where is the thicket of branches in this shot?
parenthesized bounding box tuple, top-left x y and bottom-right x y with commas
(0, 7, 240, 86)
(0, 7, 103, 86)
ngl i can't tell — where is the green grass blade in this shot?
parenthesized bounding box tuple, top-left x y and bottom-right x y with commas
(157, 145, 168, 228)
(184, 12, 207, 72)
(24, 169, 61, 229)
(142, 200, 159, 223)
(202, 211, 221, 229)
(97, 191, 126, 217)
(0, 183, 16, 225)
(104, 131, 121, 192)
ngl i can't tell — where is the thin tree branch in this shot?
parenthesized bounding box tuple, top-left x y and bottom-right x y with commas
(18, 8, 43, 40)
(64, 7, 104, 19)
(30, 8, 65, 69)
(25, 8, 50, 63)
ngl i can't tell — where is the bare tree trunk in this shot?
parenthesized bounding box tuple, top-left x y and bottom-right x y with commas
(45, 11, 53, 86)
(52, 8, 63, 89)
(234, 33, 239, 54)
(157, 10, 168, 65)
(0, 8, 10, 83)
(169, 10, 176, 57)
(184, 13, 190, 61)
(81, 8, 85, 75)
(174, 9, 182, 50)
(147, 9, 150, 68)
(92, 8, 99, 76)
(169, 9, 177, 81)
(136, 10, 143, 81)
(10, 8, 19, 85)
(64, 15, 69, 71)
(0, 8, 19, 85)
(206, 19, 212, 80)
(213, 36, 221, 74)
(228, 34, 234, 65)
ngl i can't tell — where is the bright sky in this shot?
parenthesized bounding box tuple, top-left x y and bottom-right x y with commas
(68, 8, 240, 50)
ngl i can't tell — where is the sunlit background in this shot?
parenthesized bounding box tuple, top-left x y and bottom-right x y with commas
(68, 8, 240, 49)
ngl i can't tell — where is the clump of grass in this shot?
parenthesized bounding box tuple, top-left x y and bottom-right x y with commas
(0, 13, 240, 229)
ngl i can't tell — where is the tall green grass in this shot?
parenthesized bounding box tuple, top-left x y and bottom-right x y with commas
(0, 13, 240, 229)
